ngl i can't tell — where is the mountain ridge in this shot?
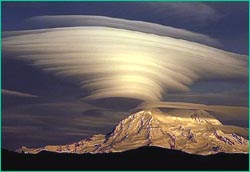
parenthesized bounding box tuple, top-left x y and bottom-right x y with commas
(3, 147, 249, 170)
(17, 108, 248, 155)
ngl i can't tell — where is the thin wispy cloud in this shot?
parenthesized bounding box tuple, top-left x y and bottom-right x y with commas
(2, 89, 38, 98)
(164, 90, 248, 106)
(143, 2, 221, 26)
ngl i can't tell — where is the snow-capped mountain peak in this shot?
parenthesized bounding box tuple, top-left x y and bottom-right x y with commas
(17, 109, 248, 155)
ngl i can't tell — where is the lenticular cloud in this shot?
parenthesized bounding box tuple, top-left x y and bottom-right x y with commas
(2, 16, 247, 102)
(24, 15, 220, 46)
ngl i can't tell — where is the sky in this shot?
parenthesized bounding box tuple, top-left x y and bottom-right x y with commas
(2, 2, 248, 150)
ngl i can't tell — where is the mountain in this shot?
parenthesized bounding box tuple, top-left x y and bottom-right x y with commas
(17, 109, 248, 155)
(3, 147, 249, 170)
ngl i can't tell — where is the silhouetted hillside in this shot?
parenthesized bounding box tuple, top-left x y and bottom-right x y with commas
(2, 146, 249, 170)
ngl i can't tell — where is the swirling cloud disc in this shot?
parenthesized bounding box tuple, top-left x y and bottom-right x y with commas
(2, 16, 247, 102)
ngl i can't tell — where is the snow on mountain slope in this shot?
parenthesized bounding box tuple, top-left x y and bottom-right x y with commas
(17, 109, 248, 155)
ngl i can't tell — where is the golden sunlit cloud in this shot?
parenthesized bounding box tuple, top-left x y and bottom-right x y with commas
(2, 17, 247, 102)
(4, 15, 221, 46)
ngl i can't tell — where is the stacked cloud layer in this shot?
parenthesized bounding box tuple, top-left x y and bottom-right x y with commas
(2, 15, 247, 102)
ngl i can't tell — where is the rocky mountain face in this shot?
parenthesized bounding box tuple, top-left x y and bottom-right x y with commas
(17, 109, 248, 155)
